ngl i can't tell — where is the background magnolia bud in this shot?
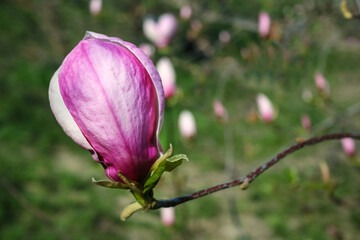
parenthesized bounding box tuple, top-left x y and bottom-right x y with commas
(139, 43, 155, 57)
(213, 100, 228, 123)
(156, 57, 176, 99)
(49, 32, 165, 183)
(160, 207, 175, 226)
(341, 138, 356, 157)
(258, 12, 271, 38)
(219, 30, 231, 43)
(301, 114, 311, 131)
(256, 93, 275, 123)
(180, 5, 192, 20)
(178, 110, 197, 139)
(143, 13, 178, 48)
(89, 0, 102, 16)
(314, 72, 330, 95)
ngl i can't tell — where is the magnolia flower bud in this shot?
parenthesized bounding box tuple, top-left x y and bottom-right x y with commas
(302, 89, 313, 103)
(314, 72, 330, 95)
(219, 30, 231, 43)
(156, 57, 176, 99)
(89, 0, 102, 16)
(49, 32, 165, 183)
(178, 110, 196, 139)
(180, 5, 192, 20)
(213, 100, 228, 123)
(258, 12, 271, 38)
(341, 138, 356, 157)
(319, 161, 330, 183)
(301, 114, 311, 131)
(160, 207, 175, 226)
(139, 43, 155, 57)
(256, 93, 275, 123)
(143, 13, 178, 48)
(191, 20, 203, 32)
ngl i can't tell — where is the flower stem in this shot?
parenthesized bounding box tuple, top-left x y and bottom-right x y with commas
(152, 132, 360, 209)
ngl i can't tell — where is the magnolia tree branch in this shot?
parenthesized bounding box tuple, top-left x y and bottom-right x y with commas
(152, 132, 360, 209)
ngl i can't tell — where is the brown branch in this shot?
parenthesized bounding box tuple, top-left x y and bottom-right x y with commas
(152, 132, 360, 209)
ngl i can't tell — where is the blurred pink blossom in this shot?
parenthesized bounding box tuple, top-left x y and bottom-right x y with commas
(160, 207, 175, 226)
(89, 0, 102, 16)
(301, 114, 311, 131)
(256, 93, 275, 123)
(143, 13, 178, 48)
(180, 5, 192, 20)
(156, 57, 176, 99)
(213, 100, 228, 123)
(179, 110, 197, 139)
(314, 72, 330, 95)
(341, 138, 356, 157)
(219, 30, 231, 43)
(258, 12, 271, 38)
(139, 43, 154, 57)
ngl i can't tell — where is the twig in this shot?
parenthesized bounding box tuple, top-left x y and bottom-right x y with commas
(152, 132, 360, 209)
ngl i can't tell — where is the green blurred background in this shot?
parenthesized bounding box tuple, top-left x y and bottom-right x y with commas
(1, 0, 360, 239)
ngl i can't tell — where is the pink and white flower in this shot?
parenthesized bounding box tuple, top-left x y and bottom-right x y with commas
(49, 32, 165, 183)
(89, 0, 102, 16)
(213, 100, 228, 123)
(258, 12, 271, 38)
(314, 72, 330, 95)
(156, 57, 176, 99)
(219, 30, 231, 43)
(143, 13, 178, 48)
(301, 114, 311, 131)
(180, 5, 192, 20)
(341, 138, 356, 157)
(256, 93, 275, 123)
(139, 43, 155, 57)
(160, 207, 175, 226)
(178, 110, 196, 139)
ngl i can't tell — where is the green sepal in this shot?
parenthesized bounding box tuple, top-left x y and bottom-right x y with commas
(120, 202, 143, 221)
(132, 191, 147, 207)
(166, 154, 189, 171)
(92, 177, 129, 189)
(148, 144, 174, 173)
(143, 148, 188, 194)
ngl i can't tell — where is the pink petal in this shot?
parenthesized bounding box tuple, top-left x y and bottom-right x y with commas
(160, 207, 175, 226)
(143, 14, 178, 48)
(85, 32, 165, 153)
(178, 110, 197, 139)
(56, 32, 164, 183)
(49, 69, 99, 161)
(180, 5, 192, 20)
(256, 93, 275, 123)
(258, 12, 271, 38)
(301, 114, 311, 131)
(213, 100, 228, 122)
(156, 57, 176, 99)
(219, 30, 231, 43)
(341, 138, 356, 157)
(89, 0, 102, 16)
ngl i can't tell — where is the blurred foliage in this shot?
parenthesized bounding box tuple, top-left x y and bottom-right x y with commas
(1, 0, 360, 239)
